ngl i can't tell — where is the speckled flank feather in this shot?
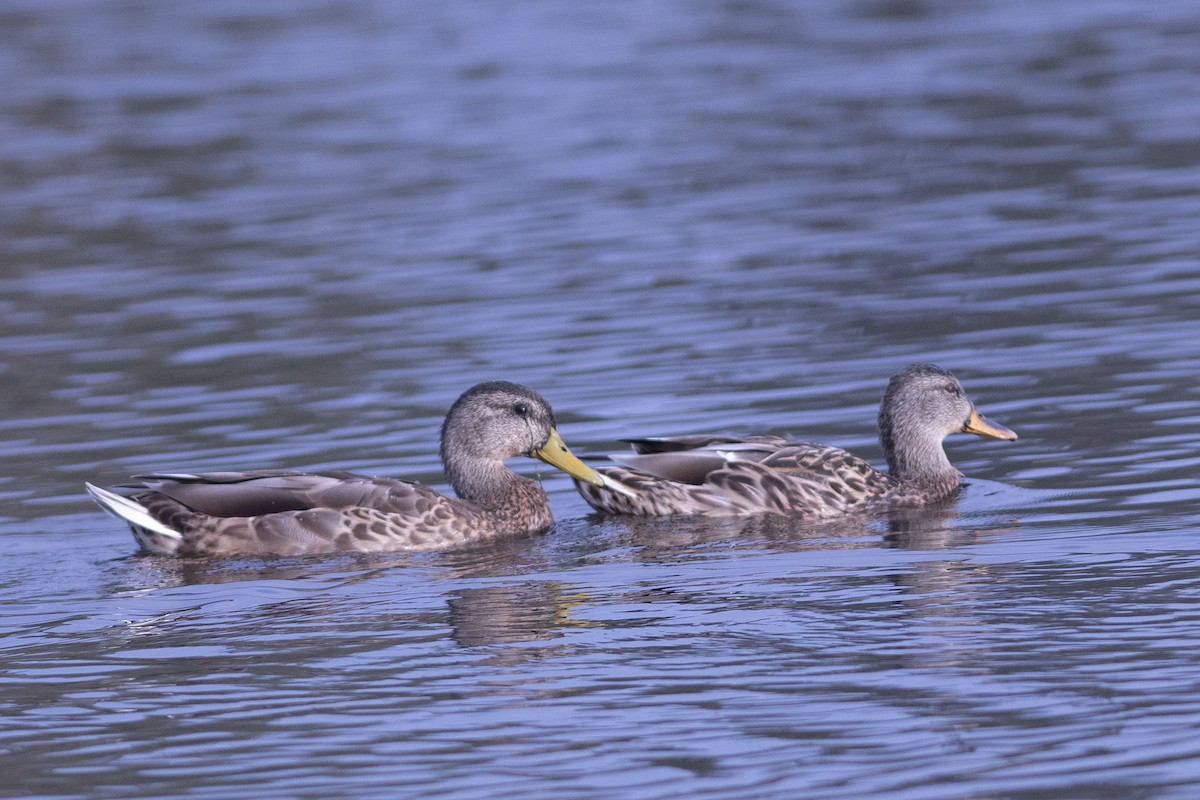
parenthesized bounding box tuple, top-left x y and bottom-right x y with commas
(86, 382, 601, 557)
(576, 443, 901, 518)
(576, 364, 1016, 518)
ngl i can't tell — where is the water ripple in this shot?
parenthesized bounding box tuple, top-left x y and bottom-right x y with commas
(4, 0, 1200, 797)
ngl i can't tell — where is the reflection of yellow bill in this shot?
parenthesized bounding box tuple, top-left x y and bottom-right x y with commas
(532, 428, 605, 485)
(962, 406, 1018, 440)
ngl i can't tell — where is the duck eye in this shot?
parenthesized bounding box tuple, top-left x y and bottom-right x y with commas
(513, 402, 530, 416)
(944, 384, 959, 395)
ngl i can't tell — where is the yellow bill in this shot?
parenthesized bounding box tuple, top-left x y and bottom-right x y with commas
(962, 406, 1018, 441)
(531, 428, 605, 486)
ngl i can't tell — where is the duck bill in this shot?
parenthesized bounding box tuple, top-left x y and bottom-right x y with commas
(962, 406, 1018, 441)
(531, 428, 606, 486)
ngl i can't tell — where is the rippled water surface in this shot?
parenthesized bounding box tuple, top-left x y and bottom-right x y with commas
(3, 0, 1200, 797)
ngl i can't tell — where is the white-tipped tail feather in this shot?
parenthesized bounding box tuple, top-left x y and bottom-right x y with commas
(84, 482, 182, 554)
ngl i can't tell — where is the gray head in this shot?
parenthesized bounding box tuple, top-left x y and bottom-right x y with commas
(441, 381, 556, 466)
(439, 381, 602, 503)
(877, 364, 1016, 481)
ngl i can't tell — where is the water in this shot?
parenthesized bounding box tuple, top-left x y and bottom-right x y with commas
(2, 0, 1200, 797)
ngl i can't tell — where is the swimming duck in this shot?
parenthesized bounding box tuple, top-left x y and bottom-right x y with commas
(574, 364, 1017, 517)
(86, 381, 605, 556)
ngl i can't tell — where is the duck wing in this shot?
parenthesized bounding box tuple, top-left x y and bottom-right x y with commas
(622, 434, 793, 455)
(610, 435, 794, 484)
(129, 470, 414, 517)
(99, 470, 480, 556)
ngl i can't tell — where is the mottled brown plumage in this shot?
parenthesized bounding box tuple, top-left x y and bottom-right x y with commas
(86, 382, 603, 557)
(575, 364, 1017, 518)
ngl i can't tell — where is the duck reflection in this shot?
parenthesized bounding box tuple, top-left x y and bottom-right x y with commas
(447, 583, 589, 647)
(582, 499, 984, 556)
(586, 512, 880, 556)
(883, 486, 1021, 550)
(100, 534, 597, 651)
(881, 496, 961, 549)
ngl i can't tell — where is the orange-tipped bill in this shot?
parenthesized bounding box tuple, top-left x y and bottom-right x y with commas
(532, 428, 605, 486)
(962, 406, 1018, 441)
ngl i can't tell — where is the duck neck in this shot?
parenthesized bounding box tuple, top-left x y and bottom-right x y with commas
(447, 458, 516, 507)
(446, 458, 552, 534)
(879, 416, 958, 485)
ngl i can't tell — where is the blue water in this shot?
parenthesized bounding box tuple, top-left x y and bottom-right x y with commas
(3, 0, 1200, 797)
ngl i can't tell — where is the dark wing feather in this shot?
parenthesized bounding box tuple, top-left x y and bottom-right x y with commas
(609, 451, 731, 485)
(623, 434, 793, 455)
(133, 470, 417, 518)
(609, 435, 795, 484)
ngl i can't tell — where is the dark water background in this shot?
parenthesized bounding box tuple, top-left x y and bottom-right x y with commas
(3, 0, 1200, 797)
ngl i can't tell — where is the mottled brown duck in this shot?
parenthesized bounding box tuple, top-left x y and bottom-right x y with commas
(574, 364, 1017, 517)
(87, 381, 604, 556)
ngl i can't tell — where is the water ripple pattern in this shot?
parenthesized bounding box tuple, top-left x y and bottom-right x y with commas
(2, 0, 1200, 798)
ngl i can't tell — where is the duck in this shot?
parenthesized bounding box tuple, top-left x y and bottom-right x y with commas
(86, 381, 605, 557)
(574, 364, 1017, 517)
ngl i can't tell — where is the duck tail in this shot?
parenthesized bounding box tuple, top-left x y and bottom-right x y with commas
(85, 482, 183, 555)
